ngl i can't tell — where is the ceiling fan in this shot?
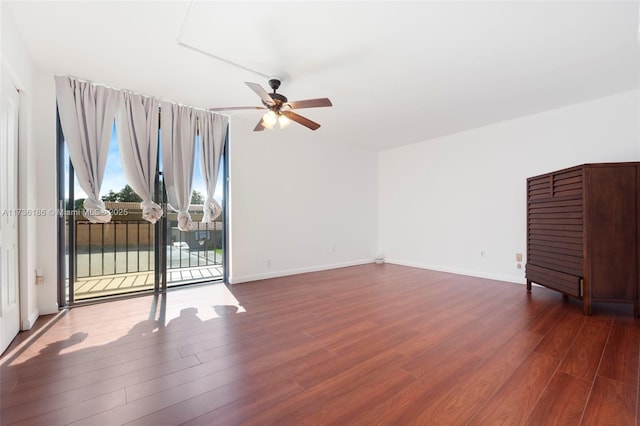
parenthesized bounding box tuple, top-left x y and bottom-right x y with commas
(209, 79, 332, 131)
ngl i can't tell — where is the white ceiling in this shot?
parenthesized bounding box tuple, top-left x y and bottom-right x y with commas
(6, 0, 639, 151)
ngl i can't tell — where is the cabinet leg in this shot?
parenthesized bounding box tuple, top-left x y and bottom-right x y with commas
(562, 294, 569, 302)
(634, 302, 639, 318)
(583, 300, 592, 316)
(526, 280, 532, 293)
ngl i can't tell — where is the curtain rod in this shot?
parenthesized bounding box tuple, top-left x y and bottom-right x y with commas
(56, 74, 230, 119)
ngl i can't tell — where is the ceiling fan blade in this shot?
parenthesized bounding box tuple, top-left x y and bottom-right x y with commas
(253, 118, 266, 132)
(209, 106, 266, 112)
(282, 111, 321, 131)
(245, 82, 275, 106)
(287, 98, 333, 109)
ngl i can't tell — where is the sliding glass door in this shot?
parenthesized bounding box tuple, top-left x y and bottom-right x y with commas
(58, 119, 226, 305)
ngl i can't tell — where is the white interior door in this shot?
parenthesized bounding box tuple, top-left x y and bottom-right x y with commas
(0, 69, 21, 355)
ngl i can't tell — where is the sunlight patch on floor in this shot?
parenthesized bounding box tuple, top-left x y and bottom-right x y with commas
(1, 283, 246, 368)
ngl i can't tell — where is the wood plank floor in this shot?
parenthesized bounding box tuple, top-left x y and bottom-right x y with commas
(1, 263, 639, 425)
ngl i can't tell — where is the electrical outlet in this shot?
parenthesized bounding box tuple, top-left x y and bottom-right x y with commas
(516, 253, 523, 262)
(265, 259, 271, 268)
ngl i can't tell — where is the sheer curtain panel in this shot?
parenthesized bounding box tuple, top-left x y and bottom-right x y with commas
(116, 92, 162, 223)
(55, 76, 120, 223)
(161, 102, 198, 231)
(198, 110, 228, 222)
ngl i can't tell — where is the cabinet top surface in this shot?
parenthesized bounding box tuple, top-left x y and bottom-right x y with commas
(528, 162, 640, 181)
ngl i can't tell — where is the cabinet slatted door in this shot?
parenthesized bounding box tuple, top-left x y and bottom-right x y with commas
(527, 166, 583, 296)
(526, 163, 639, 315)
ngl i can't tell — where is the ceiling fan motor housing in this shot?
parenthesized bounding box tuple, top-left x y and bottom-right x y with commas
(267, 92, 288, 107)
(265, 79, 287, 110)
(268, 78, 281, 91)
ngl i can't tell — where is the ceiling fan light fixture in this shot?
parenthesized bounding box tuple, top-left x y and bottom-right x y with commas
(278, 114, 291, 129)
(262, 110, 277, 129)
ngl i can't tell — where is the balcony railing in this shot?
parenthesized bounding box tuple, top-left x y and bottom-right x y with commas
(67, 202, 223, 284)
(72, 220, 222, 278)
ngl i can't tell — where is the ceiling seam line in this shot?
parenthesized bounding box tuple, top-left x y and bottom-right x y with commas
(175, 0, 270, 80)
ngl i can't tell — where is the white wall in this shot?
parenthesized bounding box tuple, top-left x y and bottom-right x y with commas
(1, 5, 42, 326)
(379, 90, 640, 284)
(31, 71, 57, 314)
(228, 123, 378, 283)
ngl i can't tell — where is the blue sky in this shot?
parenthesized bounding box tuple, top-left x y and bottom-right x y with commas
(69, 122, 223, 203)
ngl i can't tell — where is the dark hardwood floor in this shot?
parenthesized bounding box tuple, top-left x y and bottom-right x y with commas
(1, 263, 639, 425)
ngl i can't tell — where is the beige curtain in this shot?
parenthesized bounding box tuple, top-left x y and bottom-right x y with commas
(116, 92, 162, 223)
(197, 110, 228, 222)
(55, 76, 120, 223)
(161, 102, 198, 231)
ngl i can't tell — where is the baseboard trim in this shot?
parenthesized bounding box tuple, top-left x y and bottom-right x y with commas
(229, 259, 375, 284)
(384, 259, 526, 285)
(21, 309, 40, 331)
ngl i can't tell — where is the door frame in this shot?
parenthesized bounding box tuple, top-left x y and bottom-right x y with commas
(0, 66, 21, 353)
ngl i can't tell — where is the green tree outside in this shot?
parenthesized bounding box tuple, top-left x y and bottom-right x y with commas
(100, 185, 204, 204)
(191, 190, 204, 204)
(101, 184, 142, 202)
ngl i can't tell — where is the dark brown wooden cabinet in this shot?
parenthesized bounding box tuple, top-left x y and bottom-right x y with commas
(525, 162, 640, 315)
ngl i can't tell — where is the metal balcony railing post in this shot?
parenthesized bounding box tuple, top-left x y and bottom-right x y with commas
(125, 221, 129, 273)
(136, 222, 140, 272)
(111, 222, 115, 275)
(88, 223, 92, 277)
